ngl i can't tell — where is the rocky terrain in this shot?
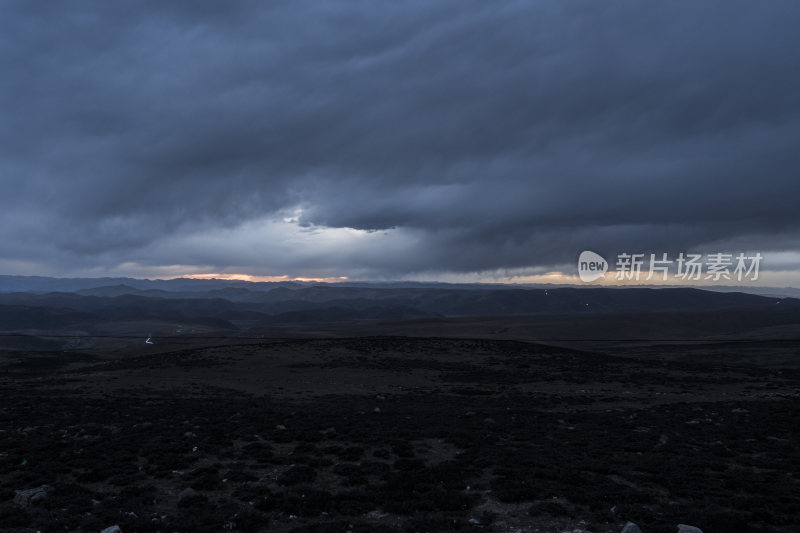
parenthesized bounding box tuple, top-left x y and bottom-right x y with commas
(0, 337, 798, 532)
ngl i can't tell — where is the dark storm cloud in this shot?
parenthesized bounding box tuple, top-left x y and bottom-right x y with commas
(2, 0, 800, 276)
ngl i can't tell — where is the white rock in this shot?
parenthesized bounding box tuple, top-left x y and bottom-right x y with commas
(13, 485, 51, 507)
(677, 526, 703, 533)
(178, 487, 199, 502)
(100, 526, 122, 533)
(621, 522, 643, 533)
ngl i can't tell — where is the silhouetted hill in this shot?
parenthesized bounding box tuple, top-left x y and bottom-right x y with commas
(0, 304, 97, 330)
(1, 282, 799, 349)
(260, 305, 439, 324)
(0, 286, 795, 322)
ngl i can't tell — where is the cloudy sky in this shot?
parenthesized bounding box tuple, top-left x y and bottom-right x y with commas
(2, 1, 800, 285)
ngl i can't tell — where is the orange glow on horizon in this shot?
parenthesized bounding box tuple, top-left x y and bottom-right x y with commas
(182, 273, 349, 283)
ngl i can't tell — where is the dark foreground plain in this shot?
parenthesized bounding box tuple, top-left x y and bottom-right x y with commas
(1, 337, 798, 533)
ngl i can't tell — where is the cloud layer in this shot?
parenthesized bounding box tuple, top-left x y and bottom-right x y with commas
(2, 0, 800, 279)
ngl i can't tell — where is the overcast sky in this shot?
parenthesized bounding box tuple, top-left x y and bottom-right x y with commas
(2, 1, 800, 284)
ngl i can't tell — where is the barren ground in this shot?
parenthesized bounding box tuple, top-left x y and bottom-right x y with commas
(0, 337, 798, 532)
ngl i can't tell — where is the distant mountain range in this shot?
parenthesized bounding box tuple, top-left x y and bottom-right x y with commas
(2, 274, 799, 297)
(0, 275, 798, 343)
